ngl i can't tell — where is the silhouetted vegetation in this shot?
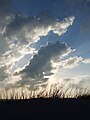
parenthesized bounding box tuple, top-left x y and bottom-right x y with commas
(0, 86, 89, 100)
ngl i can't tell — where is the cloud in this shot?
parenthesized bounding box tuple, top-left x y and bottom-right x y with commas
(0, 0, 12, 36)
(16, 41, 71, 89)
(4, 14, 74, 43)
(0, 66, 8, 82)
(83, 58, 90, 64)
(56, 57, 90, 70)
(63, 75, 90, 91)
(59, 56, 83, 69)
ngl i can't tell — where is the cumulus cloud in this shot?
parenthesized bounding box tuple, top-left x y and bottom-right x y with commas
(16, 41, 71, 89)
(83, 58, 90, 64)
(4, 14, 74, 43)
(55, 56, 90, 70)
(59, 56, 83, 69)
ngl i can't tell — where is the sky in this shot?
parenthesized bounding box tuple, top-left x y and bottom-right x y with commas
(0, 0, 90, 97)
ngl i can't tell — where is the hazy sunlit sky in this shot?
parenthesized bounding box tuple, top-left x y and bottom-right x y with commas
(0, 0, 90, 93)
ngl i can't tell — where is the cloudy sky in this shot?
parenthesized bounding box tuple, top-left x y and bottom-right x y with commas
(0, 0, 90, 94)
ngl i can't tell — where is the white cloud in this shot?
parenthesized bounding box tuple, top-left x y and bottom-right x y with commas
(64, 75, 90, 91)
(59, 56, 83, 69)
(83, 58, 90, 64)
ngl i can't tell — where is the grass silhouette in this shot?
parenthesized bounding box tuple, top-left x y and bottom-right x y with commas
(0, 85, 89, 100)
(0, 86, 90, 120)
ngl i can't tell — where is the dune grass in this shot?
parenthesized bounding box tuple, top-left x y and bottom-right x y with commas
(0, 85, 89, 100)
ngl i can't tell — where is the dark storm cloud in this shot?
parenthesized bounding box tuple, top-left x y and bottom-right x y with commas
(20, 41, 69, 80)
